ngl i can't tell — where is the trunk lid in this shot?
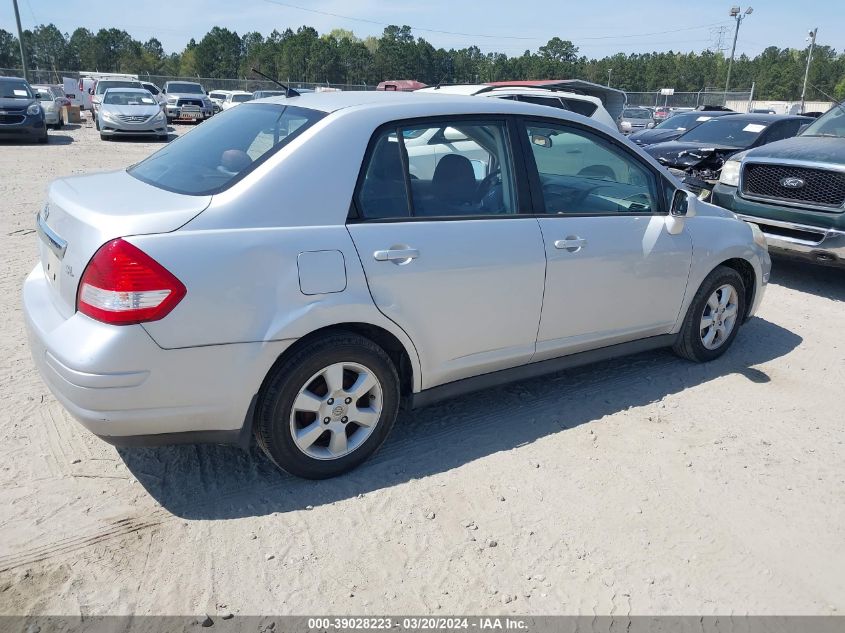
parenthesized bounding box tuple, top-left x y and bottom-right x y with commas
(38, 169, 210, 318)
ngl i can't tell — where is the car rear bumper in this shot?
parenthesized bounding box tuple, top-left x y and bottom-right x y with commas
(23, 265, 293, 445)
(713, 183, 845, 268)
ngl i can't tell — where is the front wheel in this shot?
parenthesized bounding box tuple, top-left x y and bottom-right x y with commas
(673, 266, 746, 362)
(255, 332, 400, 479)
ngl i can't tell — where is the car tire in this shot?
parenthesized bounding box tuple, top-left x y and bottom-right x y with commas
(673, 265, 746, 363)
(37, 133, 47, 144)
(100, 132, 108, 141)
(255, 332, 400, 479)
(158, 134, 168, 142)
(94, 118, 100, 131)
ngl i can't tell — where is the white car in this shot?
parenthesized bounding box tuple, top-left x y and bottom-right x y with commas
(140, 81, 166, 106)
(418, 84, 618, 131)
(208, 90, 231, 113)
(221, 90, 254, 111)
(31, 85, 63, 128)
(24, 92, 770, 479)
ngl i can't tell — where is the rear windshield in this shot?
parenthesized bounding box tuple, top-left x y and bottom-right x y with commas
(209, 92, 227, 100)
(129, 103, 325, 195)
(96, 81, 141, 94)
(232, 94, 252, 103)
(167, 82, 204, 94)
(678, 118, 769, 146)
(623, 109, 651, 119)
(655, 112, 715, 131)
(0, 78, 33, 99)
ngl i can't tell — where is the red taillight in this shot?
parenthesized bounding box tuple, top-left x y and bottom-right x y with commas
(77, 239, 186, 325)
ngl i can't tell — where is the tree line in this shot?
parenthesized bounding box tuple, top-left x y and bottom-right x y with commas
(1, 23, 844, 100)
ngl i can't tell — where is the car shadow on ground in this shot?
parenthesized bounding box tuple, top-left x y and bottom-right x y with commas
(121, 317, 801, 519)
(769, 257, 844, 302)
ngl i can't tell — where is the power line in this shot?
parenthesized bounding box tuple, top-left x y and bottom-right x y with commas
(262, 0, 730, 44)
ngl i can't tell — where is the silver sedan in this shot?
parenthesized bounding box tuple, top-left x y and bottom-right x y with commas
(96, 88, 168, 140)
(24, 92, 770, 479)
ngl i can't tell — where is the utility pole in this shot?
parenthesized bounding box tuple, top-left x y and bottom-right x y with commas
(12, 0, 29, 82)
(607, 68, 612, 88)
(725, 6, 753, 96)
(800, 28, 818, 114)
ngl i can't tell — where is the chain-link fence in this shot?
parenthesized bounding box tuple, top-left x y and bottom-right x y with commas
(0, 68, 375, 92)
(625, 89, 752, 109)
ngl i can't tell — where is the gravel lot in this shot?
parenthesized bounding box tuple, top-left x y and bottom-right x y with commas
(1, 120, 843, 617)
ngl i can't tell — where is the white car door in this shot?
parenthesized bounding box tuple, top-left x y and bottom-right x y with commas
(521, 119, 693, 360)
(347, 118, 547, 389)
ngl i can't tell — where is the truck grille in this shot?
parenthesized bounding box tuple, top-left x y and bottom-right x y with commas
(177, 99, 203, 108)
(742, 163, 845, 209)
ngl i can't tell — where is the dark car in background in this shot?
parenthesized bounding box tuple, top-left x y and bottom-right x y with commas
(629, 110, 738, 147)
(712, 104, 845, 268)
(0, 76, 47, 143)
(645, 113, 810, 198)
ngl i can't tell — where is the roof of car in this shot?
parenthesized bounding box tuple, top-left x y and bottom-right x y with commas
(247, 90, 608, 122)
(700, 113, 809, 123)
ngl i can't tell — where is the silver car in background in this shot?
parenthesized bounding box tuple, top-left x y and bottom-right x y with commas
(24, 92, 770, 479)
(618, 107, 656, 134)
(97, 88, 168, 140)
(31, 85, 63, 128)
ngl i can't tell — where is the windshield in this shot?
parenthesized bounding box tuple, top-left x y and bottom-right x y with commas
(0, 78, 33, 99)
(623, 109, 651, 119)
(129, 104, 325, 195)
(801, 104, 845, 138)
(232, 94, 252, 103)
(104, 90, 156, 105)
(35, 88, 53, 100)
(678, 118, 769, 146)
(96, 81, 141, 94)
(655, 112, 717, 131)
(167, 82, 204, 94)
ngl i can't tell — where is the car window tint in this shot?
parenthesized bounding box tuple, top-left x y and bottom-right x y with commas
(357, 121, 517, 220)
(518, 95, 566, 110)
(525, 122, 658, 215)
(561, 98, 598, 118)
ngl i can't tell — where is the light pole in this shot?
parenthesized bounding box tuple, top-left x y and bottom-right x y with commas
(11, 0, 29, 82)
(800, 28, 818, 114)
(725, 6, 753, 96)
(607, 68, 612, 87)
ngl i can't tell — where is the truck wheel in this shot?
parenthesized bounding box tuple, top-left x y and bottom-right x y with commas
(255, 332, 400, 479)
(673, 266, 746, 362)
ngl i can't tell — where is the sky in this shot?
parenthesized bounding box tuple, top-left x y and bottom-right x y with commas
(2, 0, 844, 59)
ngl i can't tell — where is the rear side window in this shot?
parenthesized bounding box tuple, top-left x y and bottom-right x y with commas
(518, 95, 566, 110)
(129, 104, 325, 195)
(143, 83, 160, 95)
(561, 98, 598, 118)
(355, 120, 517, 220)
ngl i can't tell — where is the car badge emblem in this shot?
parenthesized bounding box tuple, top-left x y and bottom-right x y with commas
(780, 177, 805, 189)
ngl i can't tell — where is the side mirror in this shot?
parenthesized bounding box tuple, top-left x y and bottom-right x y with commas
(443, 126, 468, 142)
(670, 189, 692, 216)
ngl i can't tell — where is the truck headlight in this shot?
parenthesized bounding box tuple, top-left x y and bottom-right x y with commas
(719, 159, 742, 187)
(27, 103, 42, 116)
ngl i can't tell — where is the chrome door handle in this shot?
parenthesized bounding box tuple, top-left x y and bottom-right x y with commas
(373, 248, 420, 262)
(554, 237, 587, 253)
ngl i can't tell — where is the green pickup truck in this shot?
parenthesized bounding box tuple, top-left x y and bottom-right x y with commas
(711, 104, 845, 268)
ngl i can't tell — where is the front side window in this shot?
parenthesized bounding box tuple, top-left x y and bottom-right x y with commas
(129, 104, 324, 195)
(525, 121, 658, 215)
(356, 120, 517, 220)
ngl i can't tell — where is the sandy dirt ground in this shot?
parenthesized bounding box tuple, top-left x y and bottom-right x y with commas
(0, 120, 843, 618)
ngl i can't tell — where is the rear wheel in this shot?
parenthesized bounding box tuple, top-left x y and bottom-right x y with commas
(673, 266, 746, 362)
(255, 333, 400, 479)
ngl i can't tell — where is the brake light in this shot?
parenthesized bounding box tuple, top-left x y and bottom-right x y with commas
(77, 239, 186, 325)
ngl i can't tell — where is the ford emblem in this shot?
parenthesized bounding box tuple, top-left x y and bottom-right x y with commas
(780, 177, 805, 189)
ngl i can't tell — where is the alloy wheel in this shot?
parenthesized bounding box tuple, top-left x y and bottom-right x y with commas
(700, 284, 739, 350)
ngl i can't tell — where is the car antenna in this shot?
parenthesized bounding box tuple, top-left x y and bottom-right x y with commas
(251, 68, 300, 98)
